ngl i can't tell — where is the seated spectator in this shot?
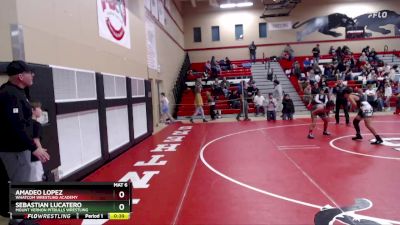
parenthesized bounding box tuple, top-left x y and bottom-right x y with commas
(388, 65, 398, 82)
(342, 45, 351, 55)
(205, 61, 211, 75)
(303, 58, 312, 71)
(368, 48, 378, 62)
(220, 77, 230, 97)
(362, 45, 370, 55)
(293, 61, 302, 79)
(329, 46, 336, 56)
(225, 57, 232, 70)
(212, 78, 223, 96)
(282, 94, 295, 120)
(228, 89, 240, 109)
(359, 52, 368, 63)
(210, 56, 220, 77)
(253, 90, 265, 116)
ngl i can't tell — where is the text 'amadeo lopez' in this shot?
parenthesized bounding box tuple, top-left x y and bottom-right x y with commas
(14, 190, 78, 200)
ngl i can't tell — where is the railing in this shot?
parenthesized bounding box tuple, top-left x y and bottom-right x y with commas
(172, 53, 191, 118)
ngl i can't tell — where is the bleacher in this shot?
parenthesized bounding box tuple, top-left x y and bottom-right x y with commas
(280, 52, 399, 108)
(177, 59, 260, 118)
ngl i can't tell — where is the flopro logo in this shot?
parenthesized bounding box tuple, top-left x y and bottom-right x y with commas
(371, 137, 400, 152)
(100, 0, 127, 40)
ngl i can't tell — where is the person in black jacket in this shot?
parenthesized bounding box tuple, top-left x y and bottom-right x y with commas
(0, 60, 50, 224)
(333, 80, 349, 125)
(282, 94, 295, 120)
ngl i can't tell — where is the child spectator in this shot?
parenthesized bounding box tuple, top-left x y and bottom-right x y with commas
(30, 101, 45, 182)
(160, 93, 175, 124)
(282, 94, 295, 120)
(264, 93, 277, 121)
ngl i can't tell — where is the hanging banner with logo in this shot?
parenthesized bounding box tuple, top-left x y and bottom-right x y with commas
(145, 16, 158, 70)
(268, 21, 293, 31)
(158, 0, 166, 26)
(97, 0, 131, 49)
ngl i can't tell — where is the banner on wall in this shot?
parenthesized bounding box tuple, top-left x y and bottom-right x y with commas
(268, 21, 293, 31)
(158, 0, 166, 26)
(97, 0, 131, 49)
(145, 17, 158, 71)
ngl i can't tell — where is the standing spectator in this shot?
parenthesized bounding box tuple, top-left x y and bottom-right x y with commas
(204, 60, 211, 76)
(160, 92, 174, 124)
(384, 81, 393, 111)
(328, 46, 335, 56)
(220, 77, 230, 97)
(333, 80, 349, 125)
(236, 80, 250, 121)
(190, 78, 208, 123)
(312, 44, 320, 63)
(225, 57, 232, 70)
(249, 41, 257, 64)
(365, 84, 377, 110)
(303, 58, 312, 71)
(0, 60, 50, 225)
(253, 90, 265, 116)
(273, 80, 283, 113)
(282, 94, 295, 120)
(210, 56, 220, 78)
(228, 89, 240, 109)
(282, 44, 294, 60)
(264, 93, 277, 121)
(30, 101, 46, 182)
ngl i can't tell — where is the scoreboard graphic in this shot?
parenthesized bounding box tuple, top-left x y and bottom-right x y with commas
(9, 182, 131, 220)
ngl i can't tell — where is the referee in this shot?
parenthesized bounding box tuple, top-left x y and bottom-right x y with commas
(0, 60, 49, 225)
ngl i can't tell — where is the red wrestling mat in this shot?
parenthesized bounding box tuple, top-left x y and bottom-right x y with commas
(40, 115, 400, 225)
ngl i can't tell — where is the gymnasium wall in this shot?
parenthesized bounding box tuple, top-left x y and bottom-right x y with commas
(184, 0, 400, 62)
(0, 0, 186, 127)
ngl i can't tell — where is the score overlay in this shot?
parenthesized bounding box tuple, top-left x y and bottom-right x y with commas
(9, 182, 131, 220)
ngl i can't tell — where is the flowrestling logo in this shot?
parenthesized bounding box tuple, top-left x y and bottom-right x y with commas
(97, 0, 131, 48)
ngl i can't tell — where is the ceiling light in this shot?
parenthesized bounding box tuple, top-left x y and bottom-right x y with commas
(236, 2, 253, 7)
(220, 3, 236, 8)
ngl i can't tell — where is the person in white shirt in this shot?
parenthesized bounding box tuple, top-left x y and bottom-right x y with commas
(384, 81, 393, 111)
(365, 84, 377, 109)
(253, 90, 265, 116)
(273, 80, 283, 112)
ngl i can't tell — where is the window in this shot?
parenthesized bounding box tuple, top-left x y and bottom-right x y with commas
(235, 24, 243, 40)
(193, 27, 202, 42)
(211, 26, 220, 41)
(259, 23, 267, 38)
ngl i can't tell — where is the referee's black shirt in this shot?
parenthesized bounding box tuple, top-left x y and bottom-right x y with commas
(0, 82, 36, 152)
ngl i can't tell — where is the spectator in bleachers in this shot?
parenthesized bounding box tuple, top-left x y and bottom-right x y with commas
(384, 81, 393, 111)
(265, 93, 277, 121)
(388, 65, 398, 82)
(311, 82, 320, 96)
(282, 94, 295, 120)
(212, 78, 223, 96)
(336, 46, 343, 62)
(247, 77, 257, 100)
(253, 90, 265, 116)
(368, 48, 378, 62)
(329, 46, 335, 56)
(362, 45, 370, 55)
(267, 68, 275, 81)
(229, 89, 240, 109)
(342, 45, 351, 55)
(359, 52, 368, 63)
(376, 90, 385, 112)
(293, 61, 302, 79)
(210, 56, 220, 78)
(303, 58, 311, 71)
(312, 44, 320, 63)
(220, 77, 230, 97)
(249, 41, 257, 64)
(225, 57, 232, 70)
(365, 84, 378, 110)
(205, 61, 211, 75)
